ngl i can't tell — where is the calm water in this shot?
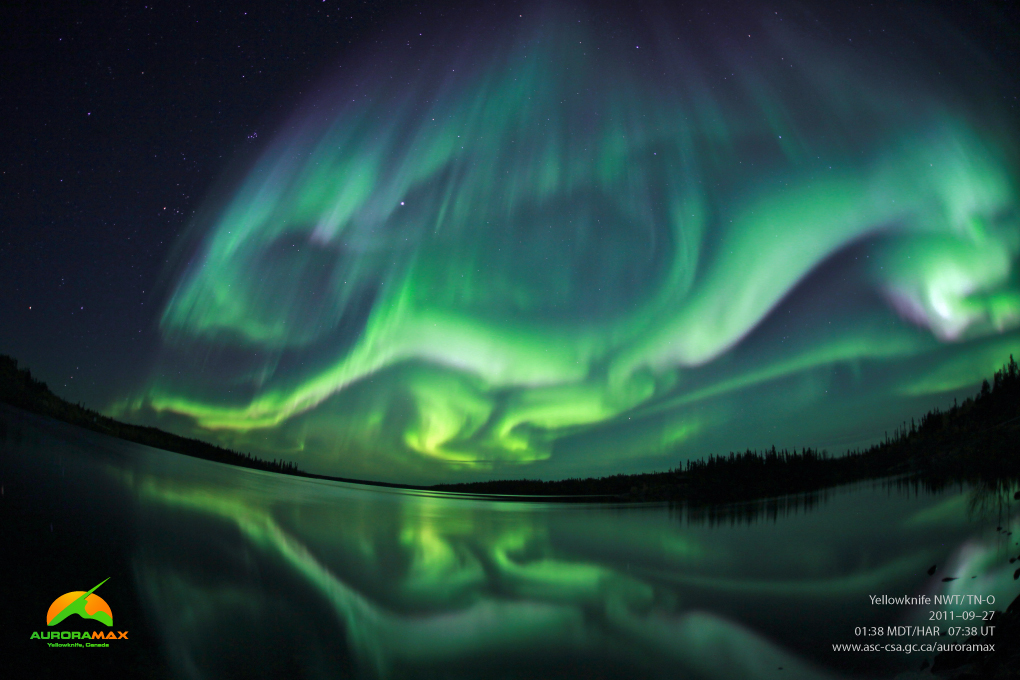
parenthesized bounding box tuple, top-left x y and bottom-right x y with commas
(4, 406, 1019, 679)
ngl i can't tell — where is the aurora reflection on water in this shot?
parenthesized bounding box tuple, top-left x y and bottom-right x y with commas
(7, 409, 1020, 679)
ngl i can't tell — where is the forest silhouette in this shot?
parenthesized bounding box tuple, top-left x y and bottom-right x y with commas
(435, 355, 1020, 502)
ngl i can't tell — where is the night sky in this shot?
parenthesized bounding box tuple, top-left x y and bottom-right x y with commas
(3, 0, 1020, 485)
(1, 1, 442, 403)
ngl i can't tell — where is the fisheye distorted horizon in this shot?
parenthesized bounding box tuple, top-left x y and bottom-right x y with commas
(118, 3, 1020, 484)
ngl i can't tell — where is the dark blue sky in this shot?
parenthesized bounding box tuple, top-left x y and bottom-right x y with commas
(0, 0, 463, 405)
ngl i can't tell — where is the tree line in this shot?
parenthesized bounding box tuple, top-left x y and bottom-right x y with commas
(0, 354, 300, 476)
(434, 355, 1020, 502)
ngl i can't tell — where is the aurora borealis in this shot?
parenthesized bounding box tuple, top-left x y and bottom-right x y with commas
(8, 3, 1020, 679)
(121, 4, 1020, 483)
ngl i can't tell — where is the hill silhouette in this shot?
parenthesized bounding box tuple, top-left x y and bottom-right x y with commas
(0, 355, 299, 476)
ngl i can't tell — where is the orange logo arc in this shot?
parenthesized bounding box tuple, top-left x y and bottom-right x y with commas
(46, 578, 113, 627)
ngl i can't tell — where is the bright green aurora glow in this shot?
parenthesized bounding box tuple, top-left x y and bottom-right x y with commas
(123, 8, 1020, 482)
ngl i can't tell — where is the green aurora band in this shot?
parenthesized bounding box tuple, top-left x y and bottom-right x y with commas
(123, 8, 1020, 482)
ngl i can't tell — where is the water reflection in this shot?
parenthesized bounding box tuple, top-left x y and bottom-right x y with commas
(5, 408, 1020, 679)
(671, 487, 853, 527)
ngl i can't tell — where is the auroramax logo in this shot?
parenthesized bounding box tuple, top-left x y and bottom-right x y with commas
(47, 577, 113, 627)
(30, 578, 129, 645)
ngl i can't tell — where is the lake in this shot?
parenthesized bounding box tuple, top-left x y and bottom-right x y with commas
(3, 405, 1017, 679)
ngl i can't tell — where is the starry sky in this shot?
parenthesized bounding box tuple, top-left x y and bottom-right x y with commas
(2, 0, 1020, 485)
